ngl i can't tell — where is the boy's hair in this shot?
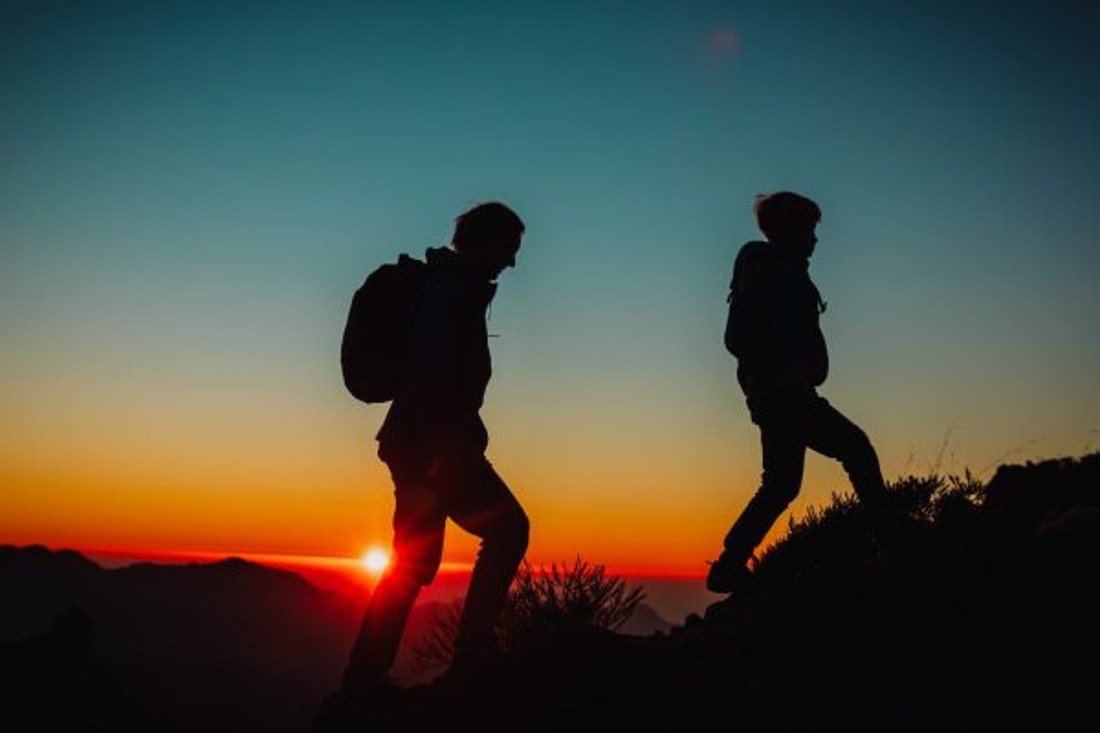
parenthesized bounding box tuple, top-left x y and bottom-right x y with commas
(453, 201, 525, 252)
(754, 191, 821, 241)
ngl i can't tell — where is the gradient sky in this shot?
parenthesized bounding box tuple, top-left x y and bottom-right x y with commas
(2, 1, 1098, 581)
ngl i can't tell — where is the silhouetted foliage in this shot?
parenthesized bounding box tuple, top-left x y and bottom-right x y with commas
(411, 556, 645, 673)
(750, 453, 1099, 589)
(503, 556, 645, 637)
(983, 452, 1100, 527)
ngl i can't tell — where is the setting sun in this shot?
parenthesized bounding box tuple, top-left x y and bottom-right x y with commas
(360, 547, 390, 574)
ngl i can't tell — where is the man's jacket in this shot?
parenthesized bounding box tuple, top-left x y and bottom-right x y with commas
(377, 246, 495, 455)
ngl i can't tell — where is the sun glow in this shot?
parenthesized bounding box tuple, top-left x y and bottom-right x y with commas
(360, 547, 390, 574)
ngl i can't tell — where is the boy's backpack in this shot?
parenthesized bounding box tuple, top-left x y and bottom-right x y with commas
(340, 252, 429, 403)
(724, 241, 776, 361)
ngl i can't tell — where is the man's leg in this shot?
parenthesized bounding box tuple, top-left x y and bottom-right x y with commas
(342, 468, 445, 695)
(342, 571, 421, 693)
(444, 456, 529, 668)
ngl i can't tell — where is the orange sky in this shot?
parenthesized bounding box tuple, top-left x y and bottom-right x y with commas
(3, 1, 1097, 619)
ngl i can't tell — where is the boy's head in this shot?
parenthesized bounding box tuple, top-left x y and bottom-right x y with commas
(754, 191, 821, 252)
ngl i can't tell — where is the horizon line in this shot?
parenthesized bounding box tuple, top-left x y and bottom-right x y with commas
(12, 543, 706, 582)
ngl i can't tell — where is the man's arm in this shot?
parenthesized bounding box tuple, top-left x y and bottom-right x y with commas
(400, 274, 464, 436)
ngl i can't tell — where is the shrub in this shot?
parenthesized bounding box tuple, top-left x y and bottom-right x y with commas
(753, 472, 987, 583)
(411, 556, 645, 673)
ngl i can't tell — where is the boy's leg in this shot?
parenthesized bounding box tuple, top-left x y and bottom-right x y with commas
(801, 396, 914, 549)
(801, 395, 887, 506)
(713, 399, 807, 587)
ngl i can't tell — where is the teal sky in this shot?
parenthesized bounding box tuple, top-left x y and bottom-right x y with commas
(2, 1, 1098, 571)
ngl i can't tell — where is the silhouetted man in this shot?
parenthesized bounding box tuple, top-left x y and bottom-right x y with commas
(708, 191, 889, 594)
(341, 201, 530, 701)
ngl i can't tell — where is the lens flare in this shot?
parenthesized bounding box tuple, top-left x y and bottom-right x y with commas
(360, 547, 390, 574)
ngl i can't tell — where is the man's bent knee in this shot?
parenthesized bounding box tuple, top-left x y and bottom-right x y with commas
(490, 511, 529, 566)
(387, 555, 441, 588)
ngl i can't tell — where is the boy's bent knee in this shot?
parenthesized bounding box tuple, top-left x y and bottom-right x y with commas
(758, 476, 802, 507)
(841, 431, 878, 470)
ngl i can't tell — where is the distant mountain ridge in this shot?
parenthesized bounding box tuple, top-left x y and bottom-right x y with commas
(0, 543, 673, 731)
(0, 545, 361, 731)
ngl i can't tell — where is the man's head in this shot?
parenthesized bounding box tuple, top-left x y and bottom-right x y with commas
(452, 201, 525, 281)
(754, 191, 820, 257)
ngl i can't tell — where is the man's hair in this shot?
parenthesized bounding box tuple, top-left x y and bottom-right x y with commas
(754, 191, 821, 241)
(452, 201, 525, 252)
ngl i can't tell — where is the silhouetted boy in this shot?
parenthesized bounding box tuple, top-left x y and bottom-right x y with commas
(708, 191, 889, 594)
(340, 202, 530, 701)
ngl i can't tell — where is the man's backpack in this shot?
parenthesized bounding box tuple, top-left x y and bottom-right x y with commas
(340, 252, 429, 403)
